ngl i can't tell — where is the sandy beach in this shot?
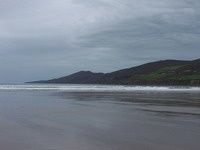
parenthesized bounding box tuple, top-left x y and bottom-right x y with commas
(0, 85, 199, 150)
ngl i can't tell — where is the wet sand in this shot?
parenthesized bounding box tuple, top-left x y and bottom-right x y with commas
(0, 89, 200, 150)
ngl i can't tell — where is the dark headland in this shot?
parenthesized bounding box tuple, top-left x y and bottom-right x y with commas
(28, 59, 200, 86)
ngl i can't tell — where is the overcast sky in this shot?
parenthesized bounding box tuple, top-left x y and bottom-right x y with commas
(0, 0, 200, 83)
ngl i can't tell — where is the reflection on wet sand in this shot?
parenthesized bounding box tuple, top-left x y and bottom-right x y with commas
(0, 90, 199, 150)
(57, 91, 200, 106)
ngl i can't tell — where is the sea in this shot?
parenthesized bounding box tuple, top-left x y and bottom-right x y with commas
(0, 84, 200, 150)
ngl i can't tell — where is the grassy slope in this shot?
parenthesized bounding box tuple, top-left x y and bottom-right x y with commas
(130, 65, 200, 81)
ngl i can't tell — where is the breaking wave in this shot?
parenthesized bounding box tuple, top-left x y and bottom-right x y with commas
(0, 84, 199, 92)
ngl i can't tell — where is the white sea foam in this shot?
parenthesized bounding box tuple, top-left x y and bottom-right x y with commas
(0, 84, 199, 92)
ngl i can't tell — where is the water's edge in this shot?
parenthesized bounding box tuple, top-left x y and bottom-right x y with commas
(0, 84, 200, 92)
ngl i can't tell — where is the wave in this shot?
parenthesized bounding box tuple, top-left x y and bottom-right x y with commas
(0, 84, 199, 92)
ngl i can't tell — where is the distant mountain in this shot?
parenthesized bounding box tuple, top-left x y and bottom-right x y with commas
(28, 59, 200, 86)
(35, 71, 105, 84)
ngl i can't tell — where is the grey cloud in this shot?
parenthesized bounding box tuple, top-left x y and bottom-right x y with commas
(77, 3, 200, 60)
(0, 0, 200, 83)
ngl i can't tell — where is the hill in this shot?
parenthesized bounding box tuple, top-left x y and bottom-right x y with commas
(28, 59, 200, 86)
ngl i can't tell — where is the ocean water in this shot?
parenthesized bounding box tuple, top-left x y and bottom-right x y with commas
(0, 84, 200, 150)
(0, 84, 200, 92)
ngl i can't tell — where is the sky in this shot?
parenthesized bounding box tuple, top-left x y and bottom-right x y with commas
(0, 0, 200, 83)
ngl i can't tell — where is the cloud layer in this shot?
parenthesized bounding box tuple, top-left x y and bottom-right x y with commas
(0, 0, 200, 83)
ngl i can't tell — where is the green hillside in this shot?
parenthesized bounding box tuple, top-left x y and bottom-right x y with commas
(29, 59, 200, 86)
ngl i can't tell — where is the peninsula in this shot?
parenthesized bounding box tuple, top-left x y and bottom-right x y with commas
(28, 59, 200, 86)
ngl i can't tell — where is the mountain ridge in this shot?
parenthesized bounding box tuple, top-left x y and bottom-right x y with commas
(28, 59, 200, 86)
